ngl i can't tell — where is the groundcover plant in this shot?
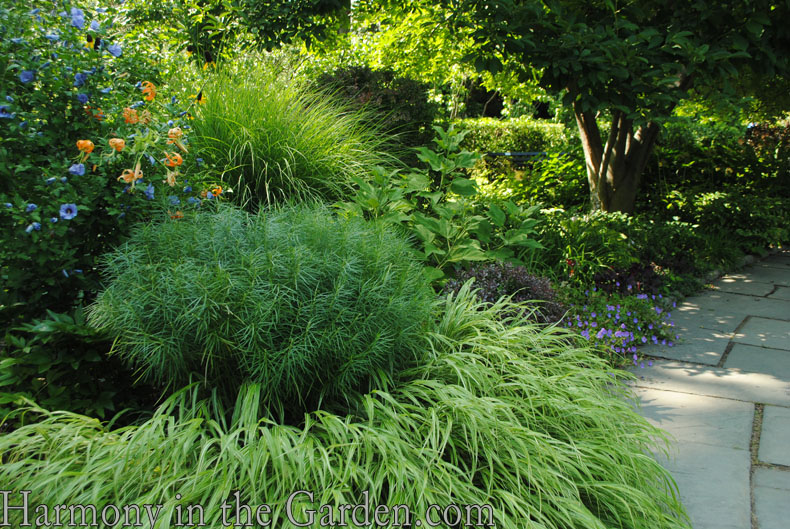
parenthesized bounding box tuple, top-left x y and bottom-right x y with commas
(1, 285, 690, 529)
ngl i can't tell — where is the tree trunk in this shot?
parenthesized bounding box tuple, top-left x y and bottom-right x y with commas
(573, 103, 660, 213)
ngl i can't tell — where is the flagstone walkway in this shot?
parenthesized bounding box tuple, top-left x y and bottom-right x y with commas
(629, 249, 790, 529)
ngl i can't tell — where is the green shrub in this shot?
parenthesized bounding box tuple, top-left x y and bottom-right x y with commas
(190, 55, 398, 207)
(455, 116, 573, 154)
(2, 286, 690, 529)
(316, 65, 437, 148)
(0, 1, 212, 327)
(0, 308, 157, 427)
(87, 204, 434, 417)
(336, 125, 545, 282)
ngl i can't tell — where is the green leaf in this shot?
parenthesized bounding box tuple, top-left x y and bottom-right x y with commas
(449, 177, 478, 196)
(488, 204, 506, 227)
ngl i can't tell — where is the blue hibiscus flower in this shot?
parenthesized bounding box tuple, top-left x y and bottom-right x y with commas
(107, 43, 122, 57)
(74, 73, 87, 87)
(69, 164, 85, 176)
(70, 8, 85, 29)
(77, 93, 89, 104)
(19, 70, 35, 83)
(143, 183, 155, 200)
(59, 203, 78, 220)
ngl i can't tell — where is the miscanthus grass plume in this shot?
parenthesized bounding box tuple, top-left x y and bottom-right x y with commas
(3, 285, 690, 529)
(189, 53, 399, 207)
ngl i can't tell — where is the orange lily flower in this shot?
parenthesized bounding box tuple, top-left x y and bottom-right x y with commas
(163, 170, 177, 187)
(123, 107, 139, 124)
(140, 109, 153, 124)
(164, 152, 183, 167)
(109, 138, 125, 152)
(167, 127, 189, 153)
(211, 185, 223, 196)
(141, 81, 156, 101)
(77, 140, 94, 154)
(118, 162, 143, 184)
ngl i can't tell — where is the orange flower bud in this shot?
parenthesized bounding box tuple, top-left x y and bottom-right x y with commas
(109, 138, 125, 152)
(168, 127, 183, 140)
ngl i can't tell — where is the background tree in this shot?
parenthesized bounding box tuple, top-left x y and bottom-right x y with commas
(448, 0, 790, 212)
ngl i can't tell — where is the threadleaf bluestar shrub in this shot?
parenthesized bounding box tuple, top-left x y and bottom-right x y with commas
(87, 204, 434, 417)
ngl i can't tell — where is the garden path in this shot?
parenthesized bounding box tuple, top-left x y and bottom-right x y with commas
(629, 249, 790, 529)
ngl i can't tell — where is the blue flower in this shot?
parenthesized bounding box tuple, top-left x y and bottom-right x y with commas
(40, 61, 51, 69)
(107, 43, 122, 57)
(74, 73, 87, 87)
(70, 7, 85, 29)
(45, 33, 59, 42)
(25, 203, 38, 213)
(187, 197, 200, 205)
(73, 269, 83, 274)
(0, 105, 14, 119)
(146, 154, 156, 166)
(69, 164, 85, 176)
(10, 38, 25, 45)
(143, 183, 155, 200)
(50, 217, 58, 223)
(19, 70, 35, 83)
(77, 93, 89, 104)
(45, 177, 56, 185)
(4, 203, 13, 209)
(62, 269, 69, 278)
(19, 121, 27, 129)
(196, 158, 204, 166)
(59, 203, 78, 220)
(90, 20, 101, 32)
(100, 87, 112, 94)
(61, 177, 68, 183)
(130, 100, 144, 109)
(169, 196, 180, 205)
(171, 95, 177, 104)
(183, 185, 192, 193)
(29, 8, 40, 15)
(5, 96, 12, 103)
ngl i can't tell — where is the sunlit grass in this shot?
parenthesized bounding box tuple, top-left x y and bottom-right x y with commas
(1, 284, 690, 529)
(189, 53, 400, 207)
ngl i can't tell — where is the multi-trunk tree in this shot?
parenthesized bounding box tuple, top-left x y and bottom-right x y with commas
(449, 0, 790, 212)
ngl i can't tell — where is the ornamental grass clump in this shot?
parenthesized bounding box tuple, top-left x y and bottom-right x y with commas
(190, 54, 398, 207)
(2, 285, 690, 529)
(87, 204, 433, 417)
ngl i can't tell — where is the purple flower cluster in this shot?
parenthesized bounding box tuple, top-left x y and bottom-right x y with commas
(564, 286, 679, 366)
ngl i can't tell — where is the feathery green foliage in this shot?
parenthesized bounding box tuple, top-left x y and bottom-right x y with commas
(190, 54, 399, 207)
(7, 285, 690, 529)
(87, 204, 433, 417)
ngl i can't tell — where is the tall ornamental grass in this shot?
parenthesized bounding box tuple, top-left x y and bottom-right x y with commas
(190, 55, 398, 206)
(87, 204, 434, 417)
(4, 285, 690, 529)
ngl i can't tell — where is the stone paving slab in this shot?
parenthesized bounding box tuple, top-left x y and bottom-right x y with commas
(754, 468, 790, 529)
(756, 254, 790, 269)
(633, 387, 753, 449)
(629, 360, 790, 407)
(639, 329, 730, 365)
(724, 343, 790, 379)
(732, 317, 790, 350)
(758, 405, 790, 467)
(671, 309, 743, 334)
(681, 291, 790, 320)
(632, 387, 752, 529)
(721, 267, 790, 286)
(712, 277, 775, 296)
(768, 286, 790, 301)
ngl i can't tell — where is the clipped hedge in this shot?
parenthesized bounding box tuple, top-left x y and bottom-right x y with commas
(455, 116, 574, 154)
